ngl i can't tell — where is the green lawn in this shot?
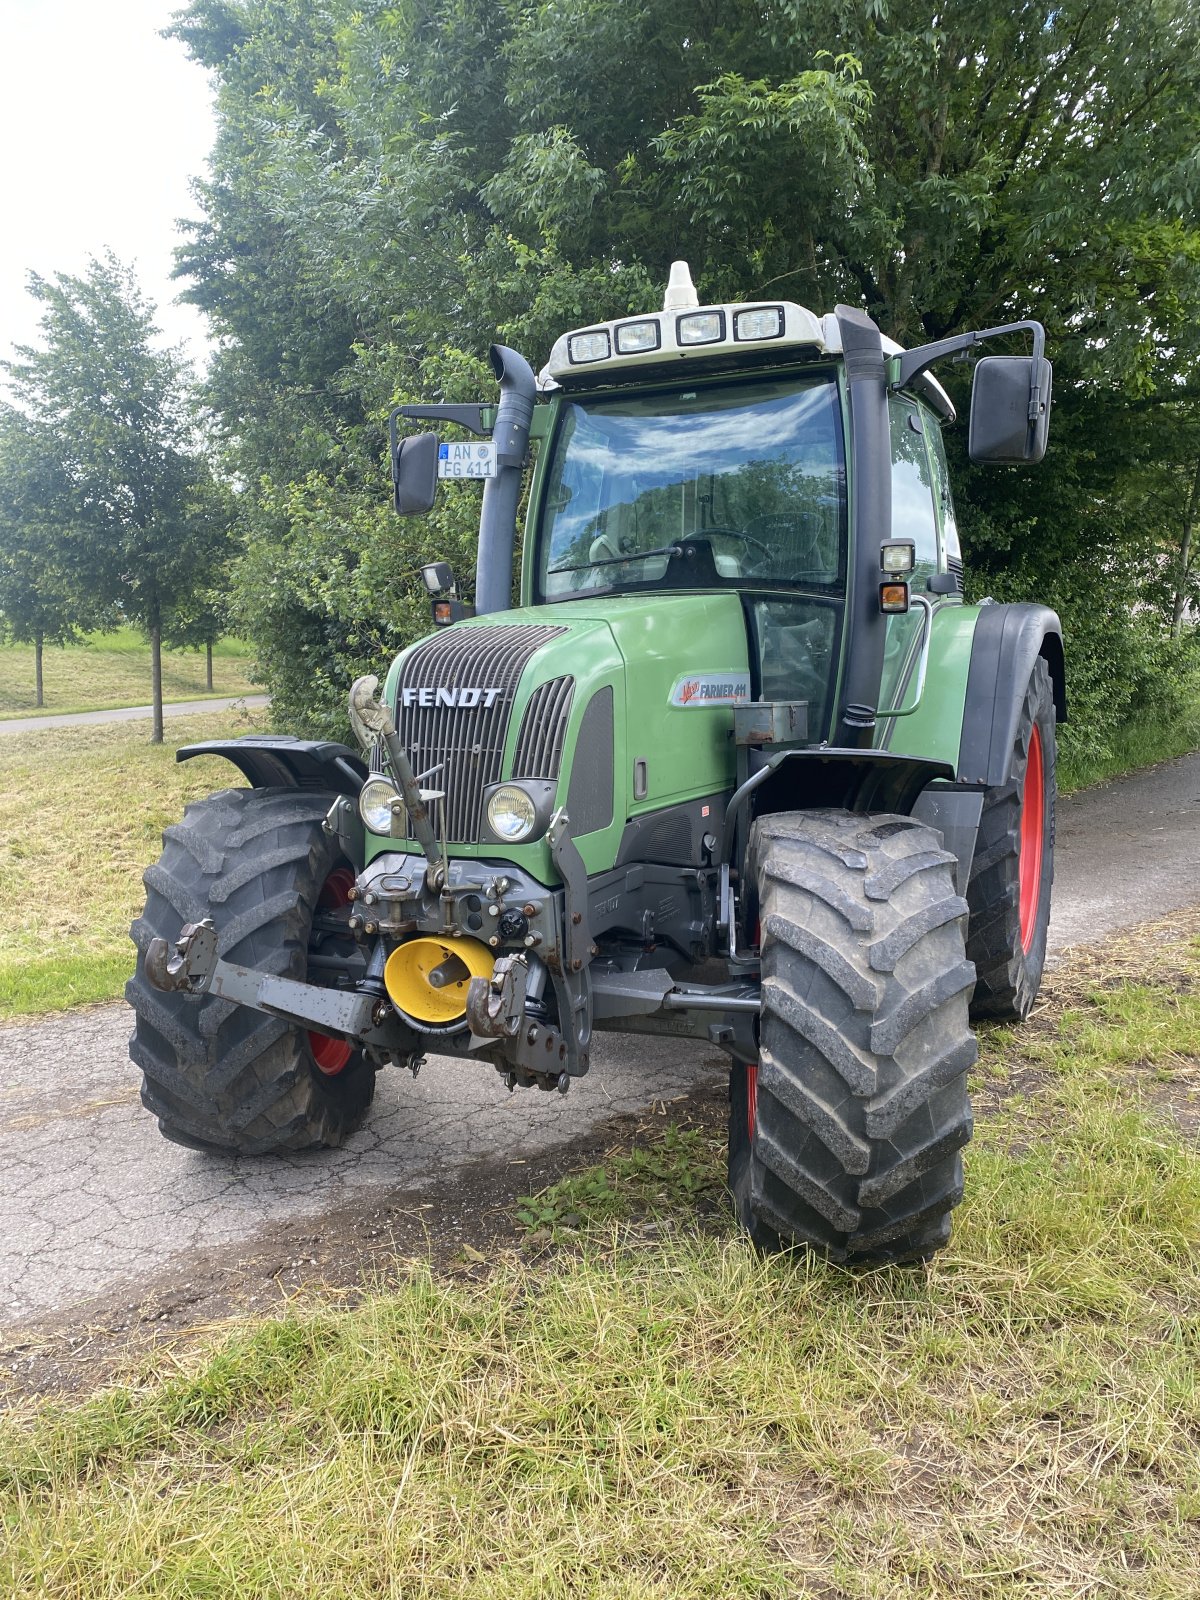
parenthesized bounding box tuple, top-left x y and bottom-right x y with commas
(0, 709, 267, 1018)
(0, 627, 258, 719)
(2, 914, 1198, 1598)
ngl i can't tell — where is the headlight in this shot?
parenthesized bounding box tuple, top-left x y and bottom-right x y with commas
(359, 776, 402, 834)
(485, 784, 537, 842)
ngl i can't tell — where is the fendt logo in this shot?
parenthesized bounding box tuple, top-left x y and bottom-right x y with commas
(400, 685, 504, 709)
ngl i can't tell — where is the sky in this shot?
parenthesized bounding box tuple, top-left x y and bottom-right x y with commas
(0, 0, 217, 375)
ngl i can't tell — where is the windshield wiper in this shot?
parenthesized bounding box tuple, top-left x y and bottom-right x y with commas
(548, 543, 681, 576)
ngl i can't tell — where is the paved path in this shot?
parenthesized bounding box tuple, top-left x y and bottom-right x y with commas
(0, 695, 270, 736)
(1, 752, 1198, 1326)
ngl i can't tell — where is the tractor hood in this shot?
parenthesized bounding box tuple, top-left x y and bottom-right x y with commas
(377, 592, 750, 877)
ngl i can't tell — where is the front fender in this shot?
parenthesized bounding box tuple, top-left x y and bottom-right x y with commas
(176, 734, 367, 796)
(958, 603, 1065, 787)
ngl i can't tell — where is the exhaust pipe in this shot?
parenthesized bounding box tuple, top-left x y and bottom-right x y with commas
(475, 344, 536, 615)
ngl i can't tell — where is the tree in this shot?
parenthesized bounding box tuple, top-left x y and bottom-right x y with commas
(170, 0, 1200, 751)
(2, 255, 229, 740)
(0, 408, 112, 706)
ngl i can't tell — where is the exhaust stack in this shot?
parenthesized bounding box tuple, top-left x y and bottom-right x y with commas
(475, 344, 536, 615)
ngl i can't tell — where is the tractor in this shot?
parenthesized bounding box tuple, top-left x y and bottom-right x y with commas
(128, 263, 1061, 1265)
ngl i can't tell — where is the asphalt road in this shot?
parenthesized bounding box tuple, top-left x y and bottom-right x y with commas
(3, 751, 1198, 1327)
(0, 694, 270, 736)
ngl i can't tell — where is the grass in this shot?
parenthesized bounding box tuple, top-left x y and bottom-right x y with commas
(2, 917, 1198, 1597)
(0, 627, 258, 719)
(0, 708, 268, 1019)
(1058, 675, 1200, 793)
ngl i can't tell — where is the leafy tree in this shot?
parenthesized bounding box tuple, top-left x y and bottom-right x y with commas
(2, 255, 229, 740)
(171, 0, 1200, 751)
(0, 407, 113, 706)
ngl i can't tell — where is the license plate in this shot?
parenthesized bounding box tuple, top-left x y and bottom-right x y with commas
(438, 441, 497, 480)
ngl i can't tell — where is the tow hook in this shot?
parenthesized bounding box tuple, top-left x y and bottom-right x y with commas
(145, 919, 219, 994)
(466, 955, 528, 1038)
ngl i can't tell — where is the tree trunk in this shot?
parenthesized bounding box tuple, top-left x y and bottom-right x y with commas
(206, 638, 214, 692)
(150, 614, 164, 744)
(35, 630, 43, 708)
(1171, 455, 1200, 639)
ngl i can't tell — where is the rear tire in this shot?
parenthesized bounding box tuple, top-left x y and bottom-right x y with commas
(966, 658, 1056, 1021)
(729, 810, 976, 1265)
(126, 788, 375, 1154)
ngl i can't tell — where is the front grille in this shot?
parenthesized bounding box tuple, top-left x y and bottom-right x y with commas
(390, 624, 567, 841)
(512, 676, 574, 779)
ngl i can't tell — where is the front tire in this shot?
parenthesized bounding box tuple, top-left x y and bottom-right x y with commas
(966, 658, 1057, 1021)
(126, 788, 375, 1154)
(730, 810, 977, 1265)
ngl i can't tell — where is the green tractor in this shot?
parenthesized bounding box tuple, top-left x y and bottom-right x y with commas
(128, 264, 1061, 1265)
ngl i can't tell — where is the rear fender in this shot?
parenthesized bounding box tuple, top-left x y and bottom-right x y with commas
(176, 735, 367, 796)
(958, 604, 1065, 787)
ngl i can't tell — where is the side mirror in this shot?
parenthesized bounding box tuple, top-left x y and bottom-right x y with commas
(968, 355, 1052, 465)
(391, 430, 440, 515)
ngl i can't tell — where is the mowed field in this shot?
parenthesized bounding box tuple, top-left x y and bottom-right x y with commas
(0, 628, 258, 719)
(0, 708, 268, 1017)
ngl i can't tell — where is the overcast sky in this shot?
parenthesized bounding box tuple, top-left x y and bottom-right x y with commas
(0, 0, 217, 374)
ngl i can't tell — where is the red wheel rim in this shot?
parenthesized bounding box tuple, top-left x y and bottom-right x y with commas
(746, 1062, 758, 1143)
(1018, 723, 1045, 954)
(309, 866, 355, 1075)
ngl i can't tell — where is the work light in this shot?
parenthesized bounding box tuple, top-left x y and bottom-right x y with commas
(421, 561, 454, 594)
(615, 319, 661, 353)
(734, 307, 783, 341)
(567, 330, 611, 364)
(880, 539, 916, 575)
(677, 311, 724, 345)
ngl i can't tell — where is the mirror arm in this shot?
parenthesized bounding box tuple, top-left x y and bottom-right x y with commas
(894, 320, 1046, 418)
(391, 403, 491, 435)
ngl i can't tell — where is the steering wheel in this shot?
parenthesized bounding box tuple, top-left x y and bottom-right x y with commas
(691, 526, 774, 562)
(743, 513, 824, 570)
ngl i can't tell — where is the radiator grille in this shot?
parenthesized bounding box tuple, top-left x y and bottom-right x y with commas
(565, 687, 614, 835)
(389, 623, 567, 842)
(512, 676, 574, 780)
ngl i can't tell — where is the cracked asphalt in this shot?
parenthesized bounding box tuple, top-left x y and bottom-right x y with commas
(3, 750, 1198, 1329)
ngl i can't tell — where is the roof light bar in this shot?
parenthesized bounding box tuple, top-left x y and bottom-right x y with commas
(539, 260, 831, 385)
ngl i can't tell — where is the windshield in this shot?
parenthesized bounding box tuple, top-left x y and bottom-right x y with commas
(537, 375, 846, 600)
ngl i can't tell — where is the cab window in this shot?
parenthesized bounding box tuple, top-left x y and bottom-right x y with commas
(888, 397, 938, 580)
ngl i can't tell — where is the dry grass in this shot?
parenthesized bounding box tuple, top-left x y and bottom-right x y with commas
(0, 707, 268, 1017)
(0, 628, 257, 719)
(2, 917, 1198, 1597)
